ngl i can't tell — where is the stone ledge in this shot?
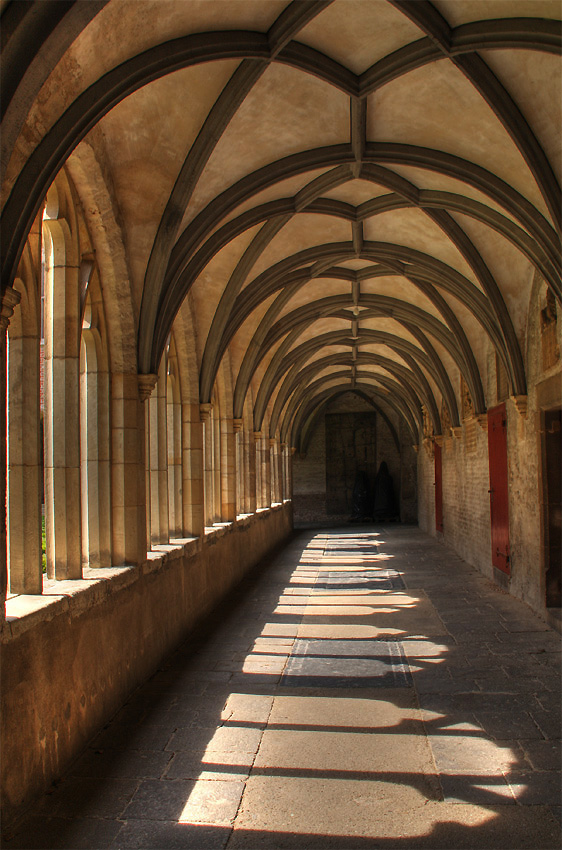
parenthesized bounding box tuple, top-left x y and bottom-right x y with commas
(2, 508, 289, 642)
(83, 566, 140, 593)
(3, 543, 201, 639)
(204, 522, 234, 541)
(255, 504, 284, 519)
(236, 513, 253, 527)
(4, 594, 69, 638)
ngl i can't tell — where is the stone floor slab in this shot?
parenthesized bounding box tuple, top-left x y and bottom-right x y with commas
(111, 820, 230, 849)
(69, 748, 173, 780)
(3, 817, 122, 850)
(165, 750, 254, 781)
(119, 778, 192, 821)
(507, 770, 562, 805)
(428, 735, 523, 772)
(280, 637, 411, 688)
(38, 778, 139, 819)
(521, 739, 562, 769)
(253, 728, 435, 778)
(267, 692, 420, 732)
(229, 776, 561, 848)
(176, 778, 246, 825)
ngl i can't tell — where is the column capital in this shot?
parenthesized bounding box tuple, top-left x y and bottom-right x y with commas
(138, 373, 158, 402)
(423, 436, 434, 459)
(0, 286, 21, 333)
(253, 430, 262, 443)
(290, 446, 297, 456)
(450, 426, 462, 439)
(232, 418, 244, 433)
(434, 435, 444, 447)
(476, 413, 488, 431)
(280, 442, 287, 450)
(269, 438, 277, 449)
(200, 402, 213, 422)
(511, 394, 527, 417)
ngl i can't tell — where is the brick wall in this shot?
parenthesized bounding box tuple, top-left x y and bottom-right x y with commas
(417, 443, 435, 535)
(441, 428, 492, 573)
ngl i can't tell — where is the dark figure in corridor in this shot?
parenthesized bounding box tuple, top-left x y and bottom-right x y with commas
(374, 461, 397, 521)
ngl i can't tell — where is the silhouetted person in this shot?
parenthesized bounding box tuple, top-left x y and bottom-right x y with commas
(373, 461, 397, 521)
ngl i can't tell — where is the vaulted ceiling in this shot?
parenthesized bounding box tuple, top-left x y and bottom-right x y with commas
(2, 0, 561, 447)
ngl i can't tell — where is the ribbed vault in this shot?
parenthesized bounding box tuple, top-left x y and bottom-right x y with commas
(2, 0, 561, 447)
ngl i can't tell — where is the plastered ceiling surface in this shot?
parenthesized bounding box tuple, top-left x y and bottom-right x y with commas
(2, 0, 561, 447)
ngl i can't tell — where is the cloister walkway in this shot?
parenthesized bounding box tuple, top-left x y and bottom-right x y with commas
(5, 527, 561, 849)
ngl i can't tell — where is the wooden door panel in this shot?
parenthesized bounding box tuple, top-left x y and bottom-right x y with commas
(435, 443, 443, 534)
(488, 404, 510, 574)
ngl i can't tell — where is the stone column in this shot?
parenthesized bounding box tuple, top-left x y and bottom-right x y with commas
(147, 360, 169, 547)
(262, 435, 272, 509)
(269, 439, 278, 504)
(97, 363, 112, 564)
(1, 289, 20, 619)
(253, 431, 262, 508)
(80, 331, 111, 567)
(200, 403, 213, 528)
(167, 378, 183, 538)
(246, 428, 256, 514)
(144, 394, 151, 551)
(289, 446, 296, 499)
(43, 219, 81, 580)
(7, 287, 43, 594)
(233, 419, 244, 516)
(213, 412, 222, 522)
(221, 418, 236, 522)
(268, 439, 276, 504)
(110, 373, 149, 566)
(275, 439, 284, 503)
(280, 443, 288, 502)
(182, 402, 204, 538)
(4, 287, 42, 598)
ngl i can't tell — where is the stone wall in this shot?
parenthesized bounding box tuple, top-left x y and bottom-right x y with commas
(418, 403, 548, 612)
(399, 419, 418, 524)
(292, 417, 327, 524)
(417, 443, 435, 536)
(441, 425, 492, 574)
(1, 504, 292, 826)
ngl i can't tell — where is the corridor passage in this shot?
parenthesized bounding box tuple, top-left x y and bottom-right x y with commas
(6, 528, 561, 849)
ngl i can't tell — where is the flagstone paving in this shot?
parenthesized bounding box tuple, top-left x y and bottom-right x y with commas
(4, 526, 561, 849)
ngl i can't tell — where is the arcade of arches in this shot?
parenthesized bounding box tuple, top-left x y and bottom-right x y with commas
(1, 0, 561, 826)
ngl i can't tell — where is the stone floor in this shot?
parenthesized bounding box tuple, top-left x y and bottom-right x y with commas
(4, 527, 562, 849)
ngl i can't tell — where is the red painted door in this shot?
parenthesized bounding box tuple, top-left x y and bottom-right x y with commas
(488, 404, 510, 574)
(435, 443, 443, 533)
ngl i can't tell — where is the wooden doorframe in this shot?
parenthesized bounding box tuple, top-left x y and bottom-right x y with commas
(434, 442, 443, 534)
(487, 403, 510, 575)
(541, 407, 561, 609)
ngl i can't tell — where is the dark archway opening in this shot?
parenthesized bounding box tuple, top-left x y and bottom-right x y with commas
(292, 392, 417, 527)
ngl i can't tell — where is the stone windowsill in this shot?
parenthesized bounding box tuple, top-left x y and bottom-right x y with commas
(4, 536, 198, 642)
(204, 522, 234, 541)
(3, 503, 289, 642)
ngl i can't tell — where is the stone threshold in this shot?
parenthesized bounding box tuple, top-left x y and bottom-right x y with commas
(3, 503, 288, 643)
